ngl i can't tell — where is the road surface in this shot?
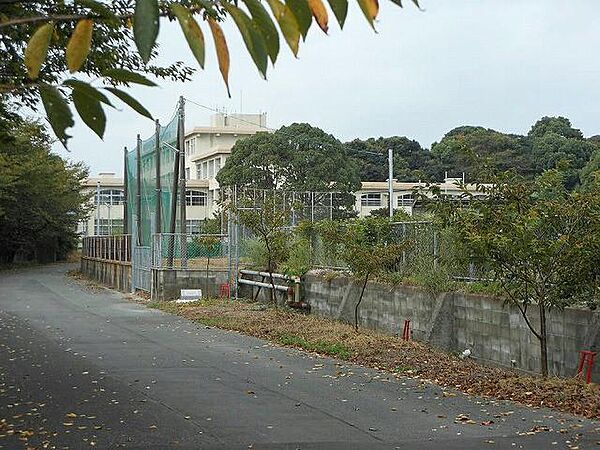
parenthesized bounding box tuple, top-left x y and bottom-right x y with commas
(0, 264, 598, 449)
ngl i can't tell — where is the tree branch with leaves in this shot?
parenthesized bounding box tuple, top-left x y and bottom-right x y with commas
(2, 0, 421, 146)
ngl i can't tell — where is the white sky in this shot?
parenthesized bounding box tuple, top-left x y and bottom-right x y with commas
(52, 0, 600, 175)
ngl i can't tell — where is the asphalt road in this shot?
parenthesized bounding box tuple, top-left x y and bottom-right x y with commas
(0, 264, 598, 449)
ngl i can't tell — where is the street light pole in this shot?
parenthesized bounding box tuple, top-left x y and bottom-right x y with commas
(388, 148, 393, 219)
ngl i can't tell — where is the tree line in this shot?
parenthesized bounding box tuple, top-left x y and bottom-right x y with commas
(0, 103, 89, 264)
(217, 116, 600, 193)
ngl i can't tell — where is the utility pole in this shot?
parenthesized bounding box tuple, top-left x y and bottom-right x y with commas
(388, 148, 393, 219)
(178, 96, 187, 268)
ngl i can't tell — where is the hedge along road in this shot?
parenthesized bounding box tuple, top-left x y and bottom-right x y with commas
(0, 264, 598, 449)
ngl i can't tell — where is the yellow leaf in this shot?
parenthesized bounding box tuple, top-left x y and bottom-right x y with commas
(307, 0, 328, 33)
(24, 22, 54, 79)
(357, 0, 378, 29)
(66, 19, 94, 73)
(207, 18, 230, 97)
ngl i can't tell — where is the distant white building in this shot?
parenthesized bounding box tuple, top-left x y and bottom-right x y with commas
(355, 177, 486, 217)
(79, 113, 269, 238)
(184, 112, 269, 208)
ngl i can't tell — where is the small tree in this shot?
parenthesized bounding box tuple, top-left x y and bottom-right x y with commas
(317, 217, 407, 331)
(234, 191, 291, 306)
(441, 171, 600, 377)
(192, 218, 222, 296)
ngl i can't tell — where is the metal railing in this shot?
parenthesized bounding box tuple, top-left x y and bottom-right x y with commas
(82, 235, 131, 262)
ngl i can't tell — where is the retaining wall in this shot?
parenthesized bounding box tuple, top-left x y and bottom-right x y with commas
(153, 268, 230, 301)
(80, 257, 132, 292)
(304, 273, 600, 382)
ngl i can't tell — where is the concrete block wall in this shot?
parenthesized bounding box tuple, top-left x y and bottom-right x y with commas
(153, 268, 230, 301)
(304, 273, 599, 382)
(80, 257, 131, 292)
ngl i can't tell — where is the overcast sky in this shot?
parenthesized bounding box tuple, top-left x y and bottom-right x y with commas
(52, 0, 600, 175)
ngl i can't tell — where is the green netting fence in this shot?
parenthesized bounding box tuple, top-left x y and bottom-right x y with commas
(126, 109, 180, 246)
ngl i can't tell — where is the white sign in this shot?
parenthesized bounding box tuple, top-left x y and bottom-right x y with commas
(176, 289, 202, 303)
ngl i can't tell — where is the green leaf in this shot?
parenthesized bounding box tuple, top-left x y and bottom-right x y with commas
(389, 0, 421, 7)
(223, 2, 268, 78)
(170, 4, 205, 69)
(105, 87, 153, 120)
(134, 0, 159, 63)
(72, 84, 107, 138)
(285, 0, 312, 39)
(63, 79, 113, 107)
(24, 23, 54, 80)
(103, 68, 157, 86)
(267, 0, 300, 56)
(242, 0, 280, 64)
(66, 19, 94, 73)
(38, 84, 74, 147)
(325, 0, 347, 28)
(75, 0, 118, 20)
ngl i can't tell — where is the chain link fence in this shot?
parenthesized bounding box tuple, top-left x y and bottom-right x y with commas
(152, 233, 229, 270)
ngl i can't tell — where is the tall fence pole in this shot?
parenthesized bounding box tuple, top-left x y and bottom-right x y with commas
(123, 146, 129, 235)
(95, 180, 100, 235)
(388, 148, 394, 218)
(227, 190, 232, 299)
(155, 119, 162, 236)
(234, 185, 239, 299)
(136, 134, 142, 245)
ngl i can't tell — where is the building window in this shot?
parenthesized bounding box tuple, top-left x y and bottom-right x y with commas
(185, 168, 190, 180)
(215, 157, 221, 172)
(94, 219, 123, 235)
(186, 219, 203, 235)
(78, 220, 88, 236)
(196, 163, 202, 180)
(95, 189, 124, 205)
(361, 193, 381, 207)
(202, 161, 208, 179)
(397, 194, 414, 207)
(208, 159, 215, 178)
(186, 190, 207, 206)
(185, 138, 195, 156)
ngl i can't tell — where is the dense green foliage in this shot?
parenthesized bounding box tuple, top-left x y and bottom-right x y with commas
(0, 105, 89, 264)
(348, 116, 600, 189)
(217, 123, 361, 193)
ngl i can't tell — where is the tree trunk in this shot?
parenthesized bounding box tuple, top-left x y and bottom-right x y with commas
(354, 273, 369, 332)
(264, 240, 277, 307)
(539, 303, 548, 378)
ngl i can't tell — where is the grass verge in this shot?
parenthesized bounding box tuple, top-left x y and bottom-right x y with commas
(146, 298, 600, 420)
